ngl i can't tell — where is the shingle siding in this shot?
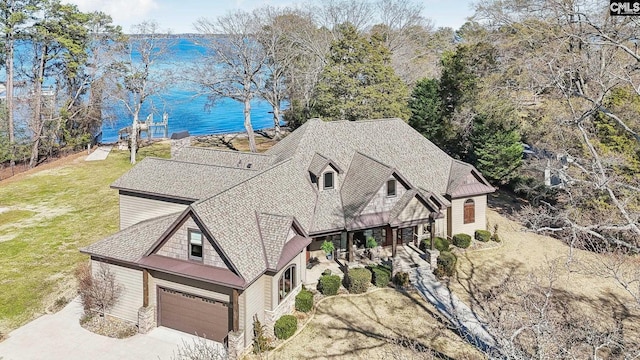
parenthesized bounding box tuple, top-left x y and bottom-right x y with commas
(157, 216, 229, 269)
(396, 196, 431, 223)
(119, 193, 188, 230)
(361, 175, 408, 215)
(91, 260, 142, 323)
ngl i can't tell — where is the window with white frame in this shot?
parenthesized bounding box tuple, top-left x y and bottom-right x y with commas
(323, 172, 334, 189)
(387, 179, 397, 197)
(189, 230, 203, 261)
(278, 265, 296, 303)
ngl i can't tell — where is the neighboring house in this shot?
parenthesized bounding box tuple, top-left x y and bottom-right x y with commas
(81, 118, 494, 356)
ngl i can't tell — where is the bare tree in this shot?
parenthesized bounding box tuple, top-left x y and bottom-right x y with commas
(171, 336, 227, 360)
(473, 0, 640, 252)
(194, 11, 267, 153)
(109, 21, 171, 164)
(75, 261, 123, 319)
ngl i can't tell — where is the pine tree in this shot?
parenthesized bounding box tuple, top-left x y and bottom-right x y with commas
(470, 115, 523, 184)
(408, 78, 449, 148)
(312, 23, 409, 121)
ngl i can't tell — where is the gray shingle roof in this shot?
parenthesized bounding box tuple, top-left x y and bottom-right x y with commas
(340, 152, 394, 225)
(257, 213, 294, 270)
(191, 159, 317, 282)
(80, 212, 182, 263)
(91, 118, 494, 286)
(266, 118, 455, 195)
(447, 160, 495, 198)
(174, 147, 272, 171)
(111, 158, 258, 200)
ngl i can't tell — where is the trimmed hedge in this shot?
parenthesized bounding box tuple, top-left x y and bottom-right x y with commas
(420, 237, 450, 252)
(368, 265, 391, 287)
(345, 268, 371, 294)
(393, 271, 410, 288)
(274, 315, 297, 340)
(475, 230, 491, 242)
(452, 233, 472, 249)
(295, 288, 313, 312)
(434, 251, 457, 278)
(318, 274, 341, 295)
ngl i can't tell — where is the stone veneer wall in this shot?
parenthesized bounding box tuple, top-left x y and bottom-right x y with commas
(137, 306, 156, 334)
(170, 136, 191, 158)
(228, 330, 245, 360)
(263, 283, 302, 338)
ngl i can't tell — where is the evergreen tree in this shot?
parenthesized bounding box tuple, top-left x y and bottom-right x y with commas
(312, 23, 409, 121)
(470, 114, 523, 184)
(408, 78, 448, 147)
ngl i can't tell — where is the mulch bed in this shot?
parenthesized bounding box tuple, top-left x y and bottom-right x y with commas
(80, 313, 138, 339)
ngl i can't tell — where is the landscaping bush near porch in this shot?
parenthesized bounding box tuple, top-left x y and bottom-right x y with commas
(274, 315, 298, 340)
(318, 274, 341, 296)
(420, 237, 450, 252)
(434, 251, 457, 278)
(474, 230, 491, 242)
(295, 288, 314, 312)
(452, 233, 472, 249)
(367, 265, 391, 287)
(345, 268, 371, 294)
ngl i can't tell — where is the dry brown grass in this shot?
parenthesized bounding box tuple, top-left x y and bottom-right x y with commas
(449, 209, 640, 349)
(265, 289, 483, 360)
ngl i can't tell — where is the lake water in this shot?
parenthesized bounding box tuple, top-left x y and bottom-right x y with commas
(101, 38, 281, 143)
(1, 38, 282, 143)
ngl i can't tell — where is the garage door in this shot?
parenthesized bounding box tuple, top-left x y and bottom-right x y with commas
(158, 287, 229, 342)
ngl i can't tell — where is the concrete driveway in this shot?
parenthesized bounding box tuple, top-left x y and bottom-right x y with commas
(0, 297, 224, 360)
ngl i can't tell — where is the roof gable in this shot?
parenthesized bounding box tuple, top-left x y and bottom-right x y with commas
(447, 160, 495, 198)
(308, 153, 343, 177)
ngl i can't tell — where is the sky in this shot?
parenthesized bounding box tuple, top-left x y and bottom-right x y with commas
(61, 0, 476, 34)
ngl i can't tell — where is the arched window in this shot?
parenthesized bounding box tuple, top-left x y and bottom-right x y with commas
(463, 199, 475, 224)
(279, 265, 296, 303)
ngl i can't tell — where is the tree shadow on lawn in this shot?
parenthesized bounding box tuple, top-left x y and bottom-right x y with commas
(314, 293, 459, 360)
(450, 253, 640, 356)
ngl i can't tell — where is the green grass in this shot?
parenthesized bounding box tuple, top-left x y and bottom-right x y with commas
(0, 210, 36, 225)
(0, 143, 170, 331)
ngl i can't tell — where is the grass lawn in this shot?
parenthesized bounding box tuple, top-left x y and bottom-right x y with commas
(268, 289, 482, 360)
(0, 143, 170, 334)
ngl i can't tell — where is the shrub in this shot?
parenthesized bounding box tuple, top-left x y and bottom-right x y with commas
(452, 233, 472, 249)
(492, 233, 501, 242)
(295, 288, 313, 312)
(322, 269, 332, 276)
(345, 268, 371, 294)
(317, 274, 341, 295)
(274, 315, 298, 340)
(368, 265, 391, 287)
(365, 236, 378, 249)
(434, 251, 457, 278)
(475, 230, 491, 242)
(393, 272, 410, 288)
(320, 240, 334, 255)
(420, 237, 449, 252)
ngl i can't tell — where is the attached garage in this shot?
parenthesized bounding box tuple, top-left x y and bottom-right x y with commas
(158, 287, 230, 342)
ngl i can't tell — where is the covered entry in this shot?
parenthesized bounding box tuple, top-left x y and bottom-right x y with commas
(158, 287, 229, 342)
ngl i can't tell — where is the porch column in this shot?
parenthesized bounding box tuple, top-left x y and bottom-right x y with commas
(142, 269, 149, 307)
(391, 228, 398, 257)
(347, 232, 354, 262)
(232, 289, 239, 332)
(430, 216, 436, 251)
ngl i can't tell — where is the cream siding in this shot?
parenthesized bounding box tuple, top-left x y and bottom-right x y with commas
(264, 274, 273, 311)
(361, 175, 408, 215)
(91, 260, 142, 323)
(449, 195, 487, 236)
(396, 196, 431, 223)
(320, 165, 340, 191)
(157, 216, 228, 269)
(119, 193, 188, 230)
(242, 275, 266, 346)
(434, 212, 447, 238)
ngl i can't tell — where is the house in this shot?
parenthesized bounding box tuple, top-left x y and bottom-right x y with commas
(81, 118, 494, 357)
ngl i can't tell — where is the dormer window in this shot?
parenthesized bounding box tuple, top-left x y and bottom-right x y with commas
(189, 230, 203, 261)
(387, 179, 397, 197)
(323, 172, 334, 190)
